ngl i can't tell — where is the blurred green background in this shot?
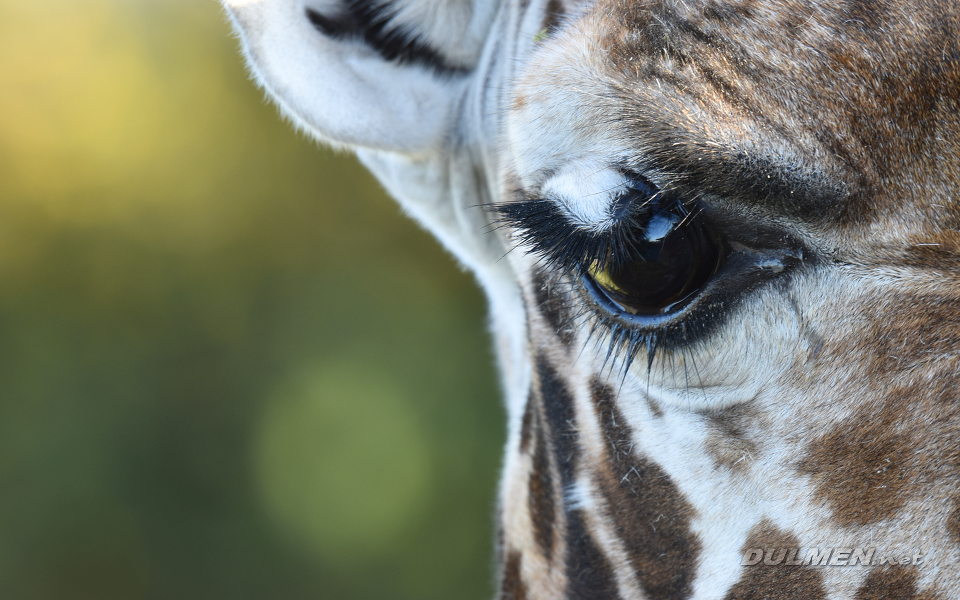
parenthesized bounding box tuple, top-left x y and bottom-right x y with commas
(0, 1, 504, 598)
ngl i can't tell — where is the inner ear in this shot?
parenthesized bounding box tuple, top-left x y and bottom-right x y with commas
(223, 0, 496, 153)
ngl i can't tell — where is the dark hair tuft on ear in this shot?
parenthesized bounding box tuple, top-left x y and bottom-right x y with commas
(305, 2, 469, 75)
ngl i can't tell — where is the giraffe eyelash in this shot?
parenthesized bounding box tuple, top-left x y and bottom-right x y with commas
(490, 177, 689, 276)
(491, 197, 632, 273)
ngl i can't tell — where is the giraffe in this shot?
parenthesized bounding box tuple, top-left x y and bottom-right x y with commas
(222, 0, 960, 597)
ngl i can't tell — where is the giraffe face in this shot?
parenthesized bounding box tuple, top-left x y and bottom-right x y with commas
(502, 0, 960, 409)
(223, 0, 960, 597)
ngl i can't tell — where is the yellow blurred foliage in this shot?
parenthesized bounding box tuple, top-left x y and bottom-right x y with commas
(0, 1, 262, 240)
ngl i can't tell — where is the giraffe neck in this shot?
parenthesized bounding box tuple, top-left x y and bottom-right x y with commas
(496, 264, 960, 599)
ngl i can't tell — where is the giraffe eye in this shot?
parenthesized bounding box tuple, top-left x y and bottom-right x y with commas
(584, 205, 722, 317)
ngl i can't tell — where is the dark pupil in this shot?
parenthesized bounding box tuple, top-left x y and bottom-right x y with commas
(602, 209, 719, 315)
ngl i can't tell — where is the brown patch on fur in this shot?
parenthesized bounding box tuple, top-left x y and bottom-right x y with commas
(948, 502, 960, 545)
(520, 390, 535, 453)
(855, 565, 940, 600)
(702, 0, 758, 24)
(528, 405, 557, 560)
(531, 268, 574, 346)
(703, 403, 757, 471)
(840, 0, 890, 32)
(591, 379, 701, 600)
(534, 361, 620, 596)
(501, 551, 528, 600)
(810, 284, 960, 531)
(645, 393, 664, 418)
(543, 0, 566, 32)
(537, 355, 579, 486)
(565, 509, 621, 599)
(797, 334, 960, 531)
(864, 290, 960, 378)
(800, 407, 912, 528)
(723, 521, 827, 600)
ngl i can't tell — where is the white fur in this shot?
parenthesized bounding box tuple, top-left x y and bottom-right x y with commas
(540, 164, 630, 230)
(222, 0, 529, 417)
(224, 0, 467, 152)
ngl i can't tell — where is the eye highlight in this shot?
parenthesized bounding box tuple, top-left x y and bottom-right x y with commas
(585, 200, 722, 317)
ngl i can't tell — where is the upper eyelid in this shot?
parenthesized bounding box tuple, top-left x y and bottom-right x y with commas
(493, 176, 683, 273)
(493, 196, 621, 272)
(535, 166, 634, 229)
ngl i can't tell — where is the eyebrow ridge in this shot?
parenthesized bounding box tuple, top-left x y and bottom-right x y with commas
(638, 142, 847, 222)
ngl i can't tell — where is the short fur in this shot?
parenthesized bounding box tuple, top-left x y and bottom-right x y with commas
(222, 0, 960, 597)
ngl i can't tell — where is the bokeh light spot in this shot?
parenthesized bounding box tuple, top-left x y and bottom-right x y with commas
(254, 360, 433, 563)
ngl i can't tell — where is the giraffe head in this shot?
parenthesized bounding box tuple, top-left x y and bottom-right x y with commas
(224, 0, 960, 597)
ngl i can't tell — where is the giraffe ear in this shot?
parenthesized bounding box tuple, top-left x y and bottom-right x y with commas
(222, 0, 496, 153)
